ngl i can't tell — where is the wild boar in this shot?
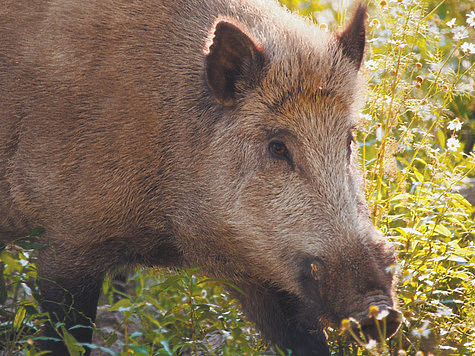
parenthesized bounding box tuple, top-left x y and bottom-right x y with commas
(0, 0, 401, 354)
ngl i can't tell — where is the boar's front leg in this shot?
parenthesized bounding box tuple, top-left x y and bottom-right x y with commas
(36, 243, 105, 356)
(233, 283, 330, 356)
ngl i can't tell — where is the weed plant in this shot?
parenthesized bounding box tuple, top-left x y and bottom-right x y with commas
(1, 0, 474, 355)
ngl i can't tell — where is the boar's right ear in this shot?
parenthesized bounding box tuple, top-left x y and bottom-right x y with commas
(337, 3, 367, 69)
(205, 21, 265, 106)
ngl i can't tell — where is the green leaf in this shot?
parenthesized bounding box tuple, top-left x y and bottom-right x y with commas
(104, 332, 118, 347)
(13, 306, 26, 331)
(128, 344, 149, 355)
(436, 130, 445, 148)
(0, 263, 7, 304)
(108, 298, 132, 311)
(159, 340, 173, 356)
(28, 227, 45, 237)
(15, 240, 45, 250)
(80, 344, 118, 356)
(391, 193, 412, 201)
(197, 278, 245, 295)
(61, 326, 86, 356)
(0, 251, 23, 272)
(396, 227, 423, 236)
(413, 169, 424, 182)
(434, 224, 452, 237)
(447, 255, 467, 263)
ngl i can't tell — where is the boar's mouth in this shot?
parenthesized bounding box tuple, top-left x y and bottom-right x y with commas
(271, 289, 401, 341)
(347, 307, 402, 341)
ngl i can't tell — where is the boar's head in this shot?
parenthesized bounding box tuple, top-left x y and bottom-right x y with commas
(174, 3, 400, 353)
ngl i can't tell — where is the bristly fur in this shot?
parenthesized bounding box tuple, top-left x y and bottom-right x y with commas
(1, 1, 398, 355)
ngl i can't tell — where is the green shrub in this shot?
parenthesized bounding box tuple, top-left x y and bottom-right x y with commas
(284, 0, 474, 354)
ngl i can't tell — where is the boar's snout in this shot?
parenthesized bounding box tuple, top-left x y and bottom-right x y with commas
(349, 307, 401, 340)
(296, 230, 400, 341)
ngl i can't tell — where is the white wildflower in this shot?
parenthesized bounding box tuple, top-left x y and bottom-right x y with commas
(319, 23, 328, 32)
(447, 119, 462, 131)
(467, 11, 475, 28)
(462, 59, 471, 69)
(453, 27, 468, 41)
(461, 42, 475, 54)
(422, 112, 436, 122)
(411, 320, 431, 338)
(365, 59, 378, 71)
(19, 259, 29, 267)
(376, 309, 390, 320)
(437, 306, 454, 318)
(457, 81, 473, 93)
(370, 18, 380, 29)
(358, 113, 372, 123)
(447, 137, 461, 151)
(388, 39, 407, 48)
(439, 328, 449, 336)
(365, 339, 377, 350)
(401, 269, 412, 282)
(385, 263, 401, 275)
(446, 18, 456, 28)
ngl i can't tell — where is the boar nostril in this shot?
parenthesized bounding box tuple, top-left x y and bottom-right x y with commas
(349, 308, 401, 341)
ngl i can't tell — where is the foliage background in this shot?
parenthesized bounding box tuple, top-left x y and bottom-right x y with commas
(1, 0, 474, 355)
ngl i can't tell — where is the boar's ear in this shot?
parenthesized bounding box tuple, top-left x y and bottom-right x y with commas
(337, 3, 367, 69)
(205, 21, 265, 106)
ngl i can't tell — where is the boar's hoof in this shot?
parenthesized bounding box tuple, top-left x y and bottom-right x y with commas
(351, 308, 401, 341)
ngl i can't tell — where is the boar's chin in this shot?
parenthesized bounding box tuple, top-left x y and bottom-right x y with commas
(264, 283, 326, 331)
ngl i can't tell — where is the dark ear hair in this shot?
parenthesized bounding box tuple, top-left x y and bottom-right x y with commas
(205, 21, 264, 106)
(337, 3, 367, 69)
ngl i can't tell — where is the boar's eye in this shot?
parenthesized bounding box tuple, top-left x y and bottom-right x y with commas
(269, 141, 291, 162)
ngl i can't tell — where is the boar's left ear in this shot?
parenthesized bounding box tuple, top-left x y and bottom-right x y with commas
(337, 3, 367, 69)
(205, 21, 265, 106)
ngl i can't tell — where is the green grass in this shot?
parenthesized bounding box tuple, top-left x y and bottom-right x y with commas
(1, 0, 474, 355)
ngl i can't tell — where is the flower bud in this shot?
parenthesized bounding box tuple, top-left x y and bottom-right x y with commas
(369, 305, 379, 317)
(341, 318, 351, 329)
